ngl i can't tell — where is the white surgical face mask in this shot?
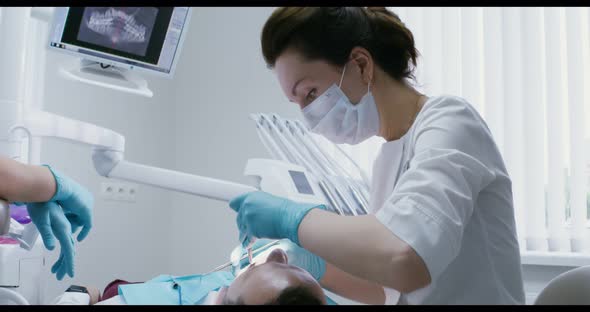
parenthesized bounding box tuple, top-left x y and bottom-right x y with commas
(301, 64, 380, 144)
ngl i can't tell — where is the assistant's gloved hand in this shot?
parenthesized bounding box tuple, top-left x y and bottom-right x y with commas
(240, 238, 326, 281)
(26, 201, 75, 280)
(19, 165, 93, 280)
(229, 191, 326, 247)
(44, 165, 94, 242)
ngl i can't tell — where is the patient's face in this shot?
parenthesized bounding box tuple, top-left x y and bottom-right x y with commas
(222, 247, 326, 305)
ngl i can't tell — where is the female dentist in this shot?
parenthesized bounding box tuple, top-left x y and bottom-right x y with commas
(230, 7, 525, 305)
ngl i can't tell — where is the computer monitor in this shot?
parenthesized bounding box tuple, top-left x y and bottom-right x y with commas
(48, 7, 191, 77)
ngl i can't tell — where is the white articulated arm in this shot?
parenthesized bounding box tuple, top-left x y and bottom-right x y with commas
(92, 149, 257, 202)
(11, 110, 257, 202)
(9, 110, 256, 250)
(11, 110, 125, 152)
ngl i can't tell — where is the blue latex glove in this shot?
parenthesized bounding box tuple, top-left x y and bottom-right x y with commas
(229, 191, 326, 247)
(240, 238, 326, 281)
(26, 201, 75, 280)
(19, 165, 93, 280)
(44, 165, 94, 242)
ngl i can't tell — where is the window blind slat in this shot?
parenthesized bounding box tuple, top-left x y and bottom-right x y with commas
(544, 7, 570, 252)
(501, 8, 527, 251)
(421, 8, 444, 96)
(405, 8, 425, 94)
(461, 8, 485, 115)
(482, 8, 505, 154)
(565, 7, 589, 252)
(521, 7, 548, 251)
(442, 8, 462, 96)
(581, 7, 590, 250)
(393, 7, 407, 25)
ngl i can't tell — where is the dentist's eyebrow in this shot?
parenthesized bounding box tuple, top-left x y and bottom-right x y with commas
(291, 77, 306, 97)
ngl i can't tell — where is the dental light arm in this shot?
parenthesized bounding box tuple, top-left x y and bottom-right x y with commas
(92, 149, 257, 202)
(11, 111, 257, 202)
(11, 110, 125, 152)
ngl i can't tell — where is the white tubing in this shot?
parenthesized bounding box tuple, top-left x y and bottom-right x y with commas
(251, 114, 289, 161)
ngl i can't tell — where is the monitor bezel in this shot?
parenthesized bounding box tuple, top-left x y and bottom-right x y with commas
(47, 7, 192, 79)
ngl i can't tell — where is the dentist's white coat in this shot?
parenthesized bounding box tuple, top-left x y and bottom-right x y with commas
(370, 95, 525, 304)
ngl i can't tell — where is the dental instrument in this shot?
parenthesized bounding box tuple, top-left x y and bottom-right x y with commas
(253, 113, 348, 215)
(250, 113, 371, 216)
(253, 113, 345, 214)
(288, 117, 371, 212)
(267, 113, 368, 214)
(290, 119, 371, 212)
(230, 236, 251, 276)
(208, 239, 281, 274)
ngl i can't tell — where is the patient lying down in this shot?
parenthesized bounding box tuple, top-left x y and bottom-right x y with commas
(53, 247, 328, 305)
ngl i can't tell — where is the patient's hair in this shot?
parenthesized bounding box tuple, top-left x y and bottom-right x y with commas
(265, 286, 324, 305)
(222, 285, 324, 305)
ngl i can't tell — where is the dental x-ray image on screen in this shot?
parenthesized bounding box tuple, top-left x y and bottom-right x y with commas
(77, 7, 158, 57)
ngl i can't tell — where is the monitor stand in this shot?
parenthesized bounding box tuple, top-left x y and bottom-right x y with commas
(58, 59, 154, 98)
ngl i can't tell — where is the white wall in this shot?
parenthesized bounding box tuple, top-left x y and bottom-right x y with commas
(38, 51, 177, 302)
(167, 7, 301, 275)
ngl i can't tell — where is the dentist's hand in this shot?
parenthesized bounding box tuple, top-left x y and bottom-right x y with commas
(26, 201, 76, 280)
(45, 165, 94, 242)
(241, 238, 326, 281)
(229, 191, 326, 247)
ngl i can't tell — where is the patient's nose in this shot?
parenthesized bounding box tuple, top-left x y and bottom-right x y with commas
(266, 248, 288, 264)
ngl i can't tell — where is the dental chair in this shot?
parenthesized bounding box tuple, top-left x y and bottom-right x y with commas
(534, 265, 590, 305)
(0, 200, 44, 305)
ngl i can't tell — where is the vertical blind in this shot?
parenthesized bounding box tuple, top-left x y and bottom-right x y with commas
(337, 7, 590, 254)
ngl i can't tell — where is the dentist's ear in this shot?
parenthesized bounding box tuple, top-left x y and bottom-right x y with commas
(349, 46, 374, 86)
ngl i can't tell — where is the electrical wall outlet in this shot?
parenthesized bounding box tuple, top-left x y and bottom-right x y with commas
(100, 182, 137, 202)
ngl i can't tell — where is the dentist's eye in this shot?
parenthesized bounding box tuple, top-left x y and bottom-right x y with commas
(306, 89, 317, 102)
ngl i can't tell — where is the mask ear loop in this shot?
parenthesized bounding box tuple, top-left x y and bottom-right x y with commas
(338, 64, 347, 88)
(340, 62, 372, 95)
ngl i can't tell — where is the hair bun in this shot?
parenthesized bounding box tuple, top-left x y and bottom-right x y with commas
(366, 7, 386, 12)
(366, 7, 389, 15)
(365, 7, 399, 21)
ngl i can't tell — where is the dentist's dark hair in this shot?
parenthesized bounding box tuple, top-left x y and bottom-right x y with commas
(261, 7, 419, 83)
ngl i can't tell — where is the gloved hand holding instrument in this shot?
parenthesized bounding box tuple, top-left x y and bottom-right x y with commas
(229, 191, 327, 280)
